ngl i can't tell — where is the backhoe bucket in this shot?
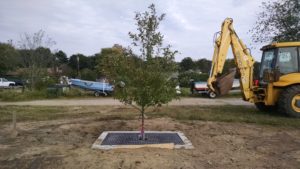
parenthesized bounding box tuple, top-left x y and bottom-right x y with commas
(214, 69, 236, 95)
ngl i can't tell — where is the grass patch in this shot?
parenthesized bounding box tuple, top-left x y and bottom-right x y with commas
(0, 87, 109, 102)
(0, 106, 136, 124)
(148, 105, 300, 128)
(179, 87, 192, 97)
(1, 105, 300, 128)
(0, 106, 67, 122)
(0, 89, 50, 101)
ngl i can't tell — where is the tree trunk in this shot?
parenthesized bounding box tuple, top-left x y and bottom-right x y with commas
(140, 107, 145, 140)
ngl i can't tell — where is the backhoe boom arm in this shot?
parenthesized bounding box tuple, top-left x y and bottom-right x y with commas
(207, 18, 255, 102)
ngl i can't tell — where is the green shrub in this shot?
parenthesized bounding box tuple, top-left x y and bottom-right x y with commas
(0, 86, 97, 101)
(179, 87, 192, 97)
(64, 87, 87, 97)
(35, 77, 57, 90)
(46, 87, 63, 98)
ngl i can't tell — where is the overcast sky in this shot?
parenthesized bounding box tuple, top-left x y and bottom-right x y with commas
(0, 0, 266, 61)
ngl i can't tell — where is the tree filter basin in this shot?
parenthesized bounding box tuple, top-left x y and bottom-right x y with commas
(92, 131, 193, 149)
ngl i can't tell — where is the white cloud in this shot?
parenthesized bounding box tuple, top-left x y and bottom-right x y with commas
(0, 0, 264, 61)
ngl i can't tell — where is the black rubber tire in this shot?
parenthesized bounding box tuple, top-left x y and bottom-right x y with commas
(278, 85, 300, 118)
(192, 89, 196, 94)
(208, 91, 217, 99)
(254, 102, 276, 112)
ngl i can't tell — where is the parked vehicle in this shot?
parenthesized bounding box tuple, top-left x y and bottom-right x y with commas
(70, 79, 114, 96)
(5, 77, 25, 86)
(175, 85, 181, 94)
(192, 79, 240, 98)
(0, 78, 15, 87)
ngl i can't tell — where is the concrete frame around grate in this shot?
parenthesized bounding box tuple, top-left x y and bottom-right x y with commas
(91, 131, 194, 150)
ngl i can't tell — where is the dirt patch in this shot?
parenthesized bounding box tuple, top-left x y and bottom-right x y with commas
(0, 116, 300, 169)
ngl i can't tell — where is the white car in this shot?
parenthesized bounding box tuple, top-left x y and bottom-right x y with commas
(0, 78, 15, 87)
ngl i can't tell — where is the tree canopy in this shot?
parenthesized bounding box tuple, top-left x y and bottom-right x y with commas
(17, 30, 56, 89)
(180, 57, 194, 72)
(55, 50, 68, 64)
(68, 54, 96, 71)
(0, 43, 19, 75)
(96, 44, 126, 78)
(250, 0, 300, 43)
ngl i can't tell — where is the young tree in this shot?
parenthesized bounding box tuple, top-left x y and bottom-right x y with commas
(250, 0, 300, 43)
(18, 30, 55, 89)
(101, 4, 178, 140)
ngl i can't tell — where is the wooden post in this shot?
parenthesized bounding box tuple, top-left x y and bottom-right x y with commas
(11, 112, 17, 137)
(12, 112, 16, 130)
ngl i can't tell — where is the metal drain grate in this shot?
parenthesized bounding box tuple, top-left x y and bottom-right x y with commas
(101, 133, 185, 145)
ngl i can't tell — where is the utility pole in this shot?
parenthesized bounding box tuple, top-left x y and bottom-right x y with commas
(77, 55, 80, 78)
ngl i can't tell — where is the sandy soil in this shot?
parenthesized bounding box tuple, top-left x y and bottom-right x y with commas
(0, 114, 299, 169)
(0, 97, 252, 106)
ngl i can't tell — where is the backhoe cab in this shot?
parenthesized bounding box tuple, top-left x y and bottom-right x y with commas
(207, 18, 300, 117)
(256, 42, 300, 117)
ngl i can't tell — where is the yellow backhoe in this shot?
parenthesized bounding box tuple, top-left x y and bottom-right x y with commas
(207, 18, 300, 117)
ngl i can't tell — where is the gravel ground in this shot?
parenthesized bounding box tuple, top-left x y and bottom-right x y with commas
(0, 97, 252, 106)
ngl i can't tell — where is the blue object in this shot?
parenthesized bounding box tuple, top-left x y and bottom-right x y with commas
(70, 79, 114, 93)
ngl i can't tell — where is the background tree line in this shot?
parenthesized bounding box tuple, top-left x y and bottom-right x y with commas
(0, 41, 97, 89)
(0, 39, 261, 89)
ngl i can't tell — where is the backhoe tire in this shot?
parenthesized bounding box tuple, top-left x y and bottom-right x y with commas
(278, 85, 300, 118)
(254, 102, 276, 112)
